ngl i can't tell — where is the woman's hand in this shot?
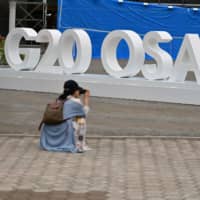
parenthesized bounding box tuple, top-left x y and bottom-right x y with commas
(84, 90, 90, 97)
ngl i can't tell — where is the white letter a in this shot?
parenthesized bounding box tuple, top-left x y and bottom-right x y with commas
(170, 34, 200, 84)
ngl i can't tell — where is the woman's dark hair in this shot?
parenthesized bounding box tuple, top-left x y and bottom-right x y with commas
(58, 80, 83, 101)
(58, 88, 72, 101)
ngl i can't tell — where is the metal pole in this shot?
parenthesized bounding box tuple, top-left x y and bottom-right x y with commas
(43, 0, 48, 28)
(9, 0, 17, 32)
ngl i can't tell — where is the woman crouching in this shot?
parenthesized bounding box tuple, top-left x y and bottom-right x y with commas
(40, 80, 90, 153)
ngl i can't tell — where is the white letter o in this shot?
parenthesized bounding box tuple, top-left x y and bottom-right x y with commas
(101, 30, 145, 78)
(58, 29, 92, 74)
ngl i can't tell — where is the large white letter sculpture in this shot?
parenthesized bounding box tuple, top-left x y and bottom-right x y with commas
(5, 28, 40, 71)
(142, 31, 173, 80)
(58, 29, 92, 74)
(170, 34, 200, 84)
(35, 29, 61, 72)
(101, 30, 145, 78)
(4, 28, 200, 85)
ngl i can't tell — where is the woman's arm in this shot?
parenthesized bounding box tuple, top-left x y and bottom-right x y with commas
(83, 90, 90, 107)
(83, 90, 90, 114)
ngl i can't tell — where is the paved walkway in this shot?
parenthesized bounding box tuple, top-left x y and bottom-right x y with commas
(0, 137, 200, 200)
(0, 90, 200, 199)
(0, 90, 200, 137)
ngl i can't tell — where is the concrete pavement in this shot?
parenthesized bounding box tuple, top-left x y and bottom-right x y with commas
(0, 137, 200, 199)
(0, 90, 200, 137)
(0, 90, 200, 200)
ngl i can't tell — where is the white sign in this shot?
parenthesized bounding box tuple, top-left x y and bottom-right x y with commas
(4, 28, 200, 84)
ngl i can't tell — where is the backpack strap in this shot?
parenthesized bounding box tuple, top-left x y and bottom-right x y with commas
(38, 120, 43, 131)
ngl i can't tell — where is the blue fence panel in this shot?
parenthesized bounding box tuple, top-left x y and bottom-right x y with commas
(57, 0, 200, 59)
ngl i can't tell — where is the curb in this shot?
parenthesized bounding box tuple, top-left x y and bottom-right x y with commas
(0, 134, 200, 140)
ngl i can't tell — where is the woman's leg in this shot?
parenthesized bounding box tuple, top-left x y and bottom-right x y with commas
(77, 123, 87, 150)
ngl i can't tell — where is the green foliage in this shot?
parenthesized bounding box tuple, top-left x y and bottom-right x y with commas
(0, 36, 7, 65)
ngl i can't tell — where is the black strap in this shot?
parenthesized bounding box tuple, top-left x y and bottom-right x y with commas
(38, 120, 43, 131)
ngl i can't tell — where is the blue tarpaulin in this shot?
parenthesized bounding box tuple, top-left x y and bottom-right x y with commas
(57, 0, 200, 59)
